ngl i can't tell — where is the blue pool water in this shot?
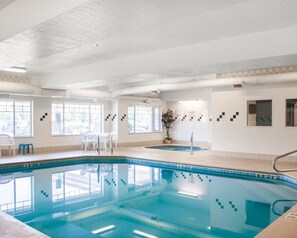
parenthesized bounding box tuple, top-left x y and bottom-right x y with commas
(0, 158, 297, 238)
(146, 145, 206, 152)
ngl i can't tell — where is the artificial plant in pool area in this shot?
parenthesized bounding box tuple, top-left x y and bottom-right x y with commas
(162, 109, 174, 141)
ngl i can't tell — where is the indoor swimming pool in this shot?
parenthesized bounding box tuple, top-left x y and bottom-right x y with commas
(146, 145, 206, 152)
(0, 157, 296, 238)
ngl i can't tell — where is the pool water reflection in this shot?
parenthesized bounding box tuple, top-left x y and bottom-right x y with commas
(0, 162, 297, 238)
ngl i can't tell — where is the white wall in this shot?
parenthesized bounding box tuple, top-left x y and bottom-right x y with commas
(15, 97, 79, 149)
(12, 96, 112, 149)
(117, 99, 165, 144)
(167, 100, 211, 145)
(110, 100, 118, 133)
(212, 85, 297, 155)
(6, 83, 297, 156)
(162, 89, 212, 146)
(160, 86, 297, 156)
(4, 95, 166, 150)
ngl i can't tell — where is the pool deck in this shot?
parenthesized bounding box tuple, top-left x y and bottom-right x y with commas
(0, 146, 297, 238)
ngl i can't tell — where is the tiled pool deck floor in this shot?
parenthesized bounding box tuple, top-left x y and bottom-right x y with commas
(0, 146, 297, 238)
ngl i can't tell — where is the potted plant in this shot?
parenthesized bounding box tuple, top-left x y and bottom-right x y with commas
(162, 109, 174, 143)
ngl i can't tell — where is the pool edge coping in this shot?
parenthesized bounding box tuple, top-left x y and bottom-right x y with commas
(0, 155, 296, 187)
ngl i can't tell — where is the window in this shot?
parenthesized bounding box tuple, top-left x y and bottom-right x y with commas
(128, 105, 161, 133)
(152, 168, 160, 185)
(128, 165, 153, 191)
(0, 176, 33, 215)
(0, 99, 32, 137)
(247, 100, 272, 126)
(52, 102, 102, 135)
(286, 99, 297, 126)
(153, 107, 161, 131)
(52, 166, 103, 203)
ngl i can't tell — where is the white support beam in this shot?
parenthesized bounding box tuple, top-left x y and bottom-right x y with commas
(40, 25, 297, 89)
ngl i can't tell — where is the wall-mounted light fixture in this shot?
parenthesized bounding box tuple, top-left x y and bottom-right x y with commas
(143, 99, 152, 104)
(233, 81, 244, 88)
(232, 83, 242, 88)
(178, 99, 200, 104)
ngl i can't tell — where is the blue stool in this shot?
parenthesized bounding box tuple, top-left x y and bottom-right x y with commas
(18, 143, 34, 154)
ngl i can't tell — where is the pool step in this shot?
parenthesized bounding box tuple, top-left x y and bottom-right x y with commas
(32, 220, 102, 238)
(26, 212, 69, 224)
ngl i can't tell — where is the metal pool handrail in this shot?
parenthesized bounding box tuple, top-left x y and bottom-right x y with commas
(190, 132, 193, 155)
(271, 199, 297, 216)
(110, 134, 114, 155)
(272, 149, 297, 172)
(97, 136, 100, 155)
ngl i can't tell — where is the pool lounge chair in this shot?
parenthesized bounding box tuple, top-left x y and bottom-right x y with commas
(0, 134, 15, 157)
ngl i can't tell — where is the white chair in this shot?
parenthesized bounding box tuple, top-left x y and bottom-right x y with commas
(99, 133, 110, 150)
(81, 132, 97, 151)
(0, 134, 15, 157)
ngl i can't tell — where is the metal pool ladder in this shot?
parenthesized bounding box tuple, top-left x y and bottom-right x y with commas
(190, 132, 193, 155)
(110, 134, 114, 155)
(97, 136, 100, 155)
(272, 149, 297, 172)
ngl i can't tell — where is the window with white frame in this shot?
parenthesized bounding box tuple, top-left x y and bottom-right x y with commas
(128, 105, 161, 133)
(52, 102, 102, 135)
(128, 165, 153, 191)
(52, 168, 103, 203)
(0, 99, 32, 137)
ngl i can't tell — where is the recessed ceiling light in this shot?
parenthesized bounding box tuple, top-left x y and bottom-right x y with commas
(133, 230, 158, 238)
(3, 66, 27, 73)
(92, 225, 115, 234)
(178, 100, 200, 103)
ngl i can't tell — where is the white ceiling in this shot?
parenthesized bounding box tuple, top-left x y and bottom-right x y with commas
(0, 0, 15, 11)
(1, 0, 297, 95)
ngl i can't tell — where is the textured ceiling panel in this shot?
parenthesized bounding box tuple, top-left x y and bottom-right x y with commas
(1, 0, 297, 92)
(0, 0, 250, 70)
(0, 0, 15, 11)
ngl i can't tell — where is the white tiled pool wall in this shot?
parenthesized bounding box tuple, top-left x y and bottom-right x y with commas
(1, 156, 296, 188)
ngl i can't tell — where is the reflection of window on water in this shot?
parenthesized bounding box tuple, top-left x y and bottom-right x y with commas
(0, 176, 33, 215)
(128, 165, 159, 191)
(153, 168, 160, 184)
(52, 167, 103, 203)
(245, 200, 270, 228)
